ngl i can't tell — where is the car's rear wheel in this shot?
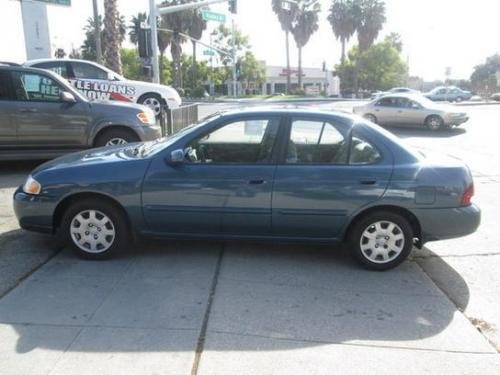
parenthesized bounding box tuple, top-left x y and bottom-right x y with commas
(364, 113, 377, 123)
(425, 115, 443, 131)
(94, 128, 139, 147)
(348, 211, 413, 271)
(455, 96, 463, 103)
(138, 93, 164, 116)
(60, 199, 129, 259)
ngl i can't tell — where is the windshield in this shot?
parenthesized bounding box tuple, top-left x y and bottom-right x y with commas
(137, 113, 222, 157)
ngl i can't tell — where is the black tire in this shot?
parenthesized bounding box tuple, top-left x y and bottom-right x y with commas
(455, 96, 463, 103)
(425, 115, 444, 131)
(138, 93, 165, 117)
(94, 128, 139, 148)
(59, 198, 130, 260)
(363, 113, 378, 123)
(348, 211, 413, 271)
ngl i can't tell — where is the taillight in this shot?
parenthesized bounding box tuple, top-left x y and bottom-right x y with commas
(461, 183, 474, 206)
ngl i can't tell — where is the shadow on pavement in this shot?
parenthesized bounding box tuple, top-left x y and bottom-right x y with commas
(0, 238, 478, 354)
(391, 127, 467, 139)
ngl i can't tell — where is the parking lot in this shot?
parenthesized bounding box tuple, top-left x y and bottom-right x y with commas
(1, 102, 500, 374)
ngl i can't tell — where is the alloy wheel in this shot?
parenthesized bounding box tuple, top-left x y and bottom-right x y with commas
(70, 209, 116, 254)
(106, 138, 128, 146)
(142, 97, 162, 115)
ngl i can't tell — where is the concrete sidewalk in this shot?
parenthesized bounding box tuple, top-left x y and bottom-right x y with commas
(0, 242, 498, 375)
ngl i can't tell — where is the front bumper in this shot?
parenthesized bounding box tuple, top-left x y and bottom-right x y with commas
(13, 187, 55, 234)
(136, 125, 162, 141)
(445, 116, 469, 126)
(413, 204, 480, 243)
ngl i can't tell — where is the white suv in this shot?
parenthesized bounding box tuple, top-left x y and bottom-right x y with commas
(24, 59, 181, 115)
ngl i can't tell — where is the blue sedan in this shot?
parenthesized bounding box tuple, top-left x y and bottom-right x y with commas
(13, 108, 480, 270)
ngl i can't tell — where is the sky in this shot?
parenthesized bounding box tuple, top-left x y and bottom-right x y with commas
(1, 0, 499, 81)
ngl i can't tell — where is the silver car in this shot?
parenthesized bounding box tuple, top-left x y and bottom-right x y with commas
(353, 94, 469, 131)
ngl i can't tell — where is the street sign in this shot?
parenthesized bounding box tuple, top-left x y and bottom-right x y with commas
(203, 49, 216, 56)
(35, 0, 71, 5)
(202, 10, 226, 23)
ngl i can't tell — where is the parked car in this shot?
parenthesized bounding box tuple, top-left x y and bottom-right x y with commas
(14, 108, 480, 270)
(371, 87, 419, 100)
(424, 86, 472, 102)
(353, 93, 469, 130)
(491, 93, 500, 101)
(0, 65, 161, 160)
(24, 58, 181, 115)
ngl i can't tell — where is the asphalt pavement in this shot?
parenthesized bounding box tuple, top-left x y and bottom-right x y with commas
(0, 102, 499, 374)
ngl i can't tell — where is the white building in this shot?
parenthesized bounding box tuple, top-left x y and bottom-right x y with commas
(262, 65, 340, 96)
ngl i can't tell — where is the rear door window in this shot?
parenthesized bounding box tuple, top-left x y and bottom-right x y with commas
(71, 62, 108, 80)
(0, 71, 13, 100)
(31, 61, 69, 79)
(11, 71, 62, 102)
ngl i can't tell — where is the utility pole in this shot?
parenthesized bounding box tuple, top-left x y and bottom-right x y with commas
(92, 0, 103, 64)
(149, 0, 160, 83)
(231, 18, 237, 97)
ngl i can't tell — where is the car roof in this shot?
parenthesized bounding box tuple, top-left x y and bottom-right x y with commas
(217, 106, 355, 124)
(374, 93, 423, 99)
(25, 58, 98, 65)
(0, 65, 60, 74)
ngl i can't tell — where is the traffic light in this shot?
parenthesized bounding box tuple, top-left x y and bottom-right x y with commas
(228, 0, 237, 14)
(138, 28, 152, 58)
(235, 61, 241, 80)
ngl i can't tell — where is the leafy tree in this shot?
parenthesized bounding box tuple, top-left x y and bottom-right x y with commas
(336, 36, 407, 92)
(327, 0, 356, 64)
(272, 0, 297, 93)
(81, 14, 125, 65)
(211, 24, 250, 66)
(291, 0, 321, 88)
(54, 48, 66, 58)
(470, 54, 500, 95)
(238, 51, 266, 94)
(103, 0, 123, 74)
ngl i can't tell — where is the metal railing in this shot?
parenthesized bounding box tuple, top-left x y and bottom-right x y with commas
(159, 104, 199, 137)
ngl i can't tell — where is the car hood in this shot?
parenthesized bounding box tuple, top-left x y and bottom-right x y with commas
(89, 100, 146, 112)
(32, 144, 145, 175)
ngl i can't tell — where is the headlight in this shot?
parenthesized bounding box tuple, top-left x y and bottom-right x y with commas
(23, 175, 41, 195)
(137, 109, 156, 125)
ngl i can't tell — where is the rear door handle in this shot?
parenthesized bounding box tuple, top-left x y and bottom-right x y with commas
(248, 179, 266, 185)
(360, 179, 377, 185)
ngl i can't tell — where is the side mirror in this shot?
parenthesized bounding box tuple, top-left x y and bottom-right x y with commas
(60, 91, 76, 103)
(168, 149, 185, 165)
(107, 72, 117, 81)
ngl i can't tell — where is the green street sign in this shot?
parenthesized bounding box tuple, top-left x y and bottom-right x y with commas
(202, 11, 226, 23)
(203, 50, 216, 56)
(35, 0, 71, 5)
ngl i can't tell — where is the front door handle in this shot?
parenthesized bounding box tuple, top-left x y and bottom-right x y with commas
(248, 179, 266, 185)
(19, 108, 38, 113)
(360, 179, 377, 185)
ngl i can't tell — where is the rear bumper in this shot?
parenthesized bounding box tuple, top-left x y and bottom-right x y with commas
(413, 204, 480, 243)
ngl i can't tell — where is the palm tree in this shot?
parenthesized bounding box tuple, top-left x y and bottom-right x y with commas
(187, 10, 207, 90)
(291, 0, 321, 89)
(327, 0, 356, 64)
(352, 0, 386, 93)
(354, 0, 386, 52)
(272, 0, 297, 94)
(129, 12, 147, 45)
(103, 0, 122, 74)
(161, 0, 206, 89)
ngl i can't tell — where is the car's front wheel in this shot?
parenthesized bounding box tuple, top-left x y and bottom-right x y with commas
(425, 115, 443, 131)
(138, 93, 164, 116)
(94, 128, 140, 147)
(60, 199, 129, 259)
(348, 211, 413, 271)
